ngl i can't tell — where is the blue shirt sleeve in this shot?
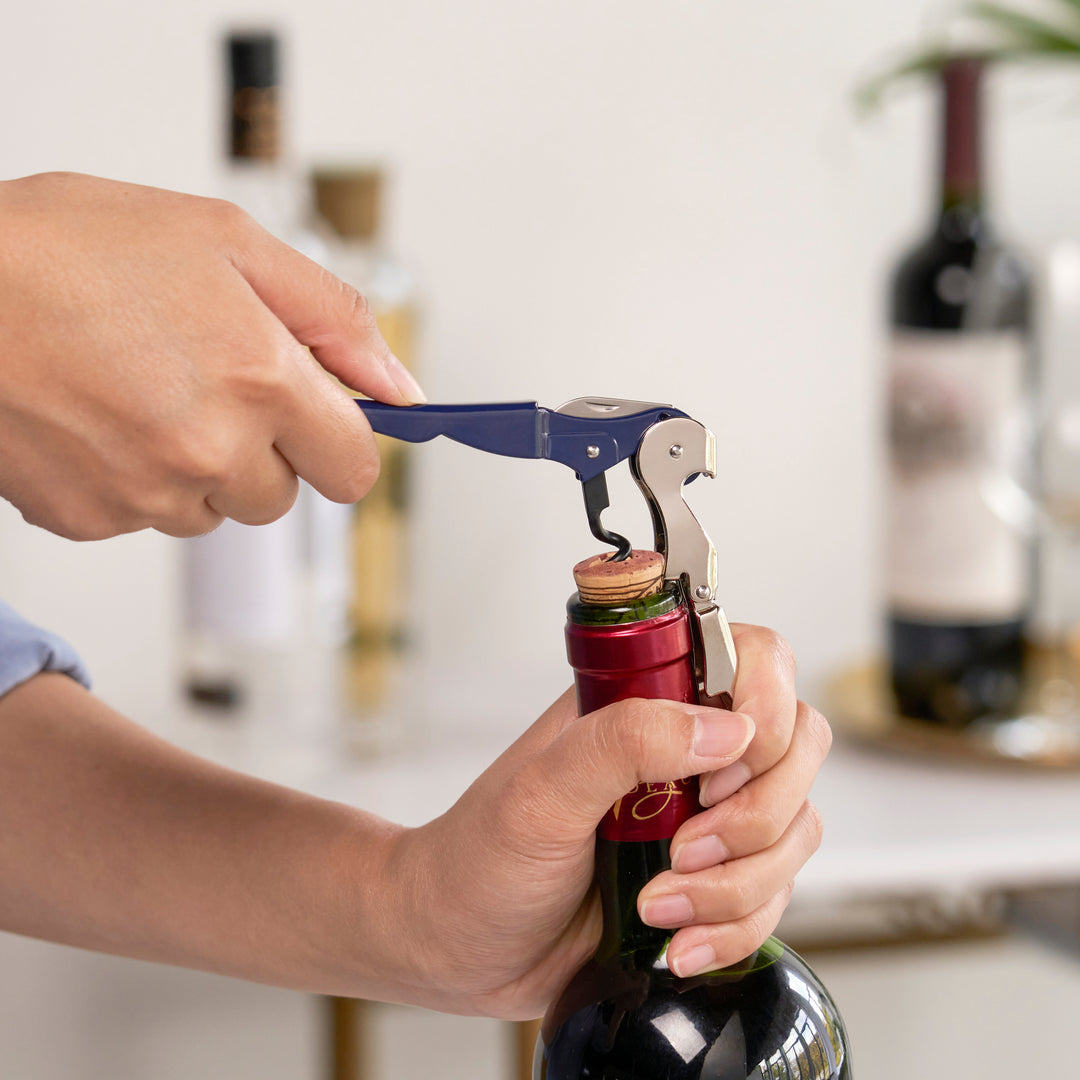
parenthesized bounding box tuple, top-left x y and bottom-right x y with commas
(0, 601, 92, 698)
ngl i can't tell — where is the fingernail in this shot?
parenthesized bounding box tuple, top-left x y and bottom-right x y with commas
(672, 834, 728, 874)
(386, 354, 427, 404)
(640, 893, 693, 928)
(670, 943, 716, 978)
(693, 711, 754, 759)
(700, 762, 753, 807)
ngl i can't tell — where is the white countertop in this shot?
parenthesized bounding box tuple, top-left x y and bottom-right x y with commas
(798, 737, 1080, 902)
(168, 707, 1080, 906)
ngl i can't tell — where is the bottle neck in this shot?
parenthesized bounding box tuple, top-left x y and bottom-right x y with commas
(223, 76, 315, 250)
(566, 582, 699, 967)
(595, 834, 674, 962)
(230, 84, 281, 165)
(939, 58, 984, 213)
(226, 34, 290, 231)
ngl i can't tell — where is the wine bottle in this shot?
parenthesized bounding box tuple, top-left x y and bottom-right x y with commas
(886, 57, 1035, 726)
(312, 167, 420, 752)
(535, 552, 852, 1080)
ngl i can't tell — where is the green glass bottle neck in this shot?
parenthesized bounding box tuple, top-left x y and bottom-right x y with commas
(594, 835, 786, 977)
(594, 835, 674, 965)
(566, 581, 681, 627)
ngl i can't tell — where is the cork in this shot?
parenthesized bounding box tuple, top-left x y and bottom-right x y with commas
(573, 549, 665, 604)
(313, 168, 382, 241)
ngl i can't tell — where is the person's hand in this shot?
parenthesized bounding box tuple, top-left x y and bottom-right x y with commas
(0, 171, 425, 541)
(380, 623, 830, 1019)
(0, 623, 824, 1017)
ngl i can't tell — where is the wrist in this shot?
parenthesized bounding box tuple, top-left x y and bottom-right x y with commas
(364, 819, 483, 1014)
(298, 805, 418, 1002)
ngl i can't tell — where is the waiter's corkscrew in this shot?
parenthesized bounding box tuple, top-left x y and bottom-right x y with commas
(354, 395, 737, 698)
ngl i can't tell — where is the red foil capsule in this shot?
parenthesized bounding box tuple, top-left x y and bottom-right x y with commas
(565, 596, 701, 842)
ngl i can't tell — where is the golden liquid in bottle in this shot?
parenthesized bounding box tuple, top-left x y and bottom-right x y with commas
(346, 304, 417, 733)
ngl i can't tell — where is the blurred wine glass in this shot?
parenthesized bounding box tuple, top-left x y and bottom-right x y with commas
(1011, 240, 1080, 757)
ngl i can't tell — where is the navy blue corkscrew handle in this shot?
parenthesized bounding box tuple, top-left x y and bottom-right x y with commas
(354, 399, 687, 482)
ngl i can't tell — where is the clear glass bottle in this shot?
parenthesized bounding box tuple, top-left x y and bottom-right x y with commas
(312, 167, 420, 754)
(180, 32, 343, 743)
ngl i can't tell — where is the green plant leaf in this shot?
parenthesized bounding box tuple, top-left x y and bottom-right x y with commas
(856, 47, 955, 113)
(966, 2, 1080, 51)
(854, 45, 1052, 112)
(855, 1, 1080, 115)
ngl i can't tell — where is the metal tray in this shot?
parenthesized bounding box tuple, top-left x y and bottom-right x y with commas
(826, 654, 1080, 769)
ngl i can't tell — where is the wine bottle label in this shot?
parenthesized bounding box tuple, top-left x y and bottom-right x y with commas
(597, 778, 698, 841)
(886, 329, 1032, 621)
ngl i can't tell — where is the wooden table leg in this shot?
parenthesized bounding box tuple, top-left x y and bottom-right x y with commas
(326, 995, 369, 1080)
(515, 1018, 541, 1080)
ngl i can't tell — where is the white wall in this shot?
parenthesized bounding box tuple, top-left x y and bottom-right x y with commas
(2, 0, 1079, 730)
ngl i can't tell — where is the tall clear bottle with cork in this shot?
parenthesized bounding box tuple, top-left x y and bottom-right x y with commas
(312, 167, 420, 754)
(180, 31, 343, 742)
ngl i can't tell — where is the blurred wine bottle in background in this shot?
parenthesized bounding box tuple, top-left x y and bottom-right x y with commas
(312, 167, 420, 755)
(886, 57, 1036, 727)
(181, 31, 348, 741)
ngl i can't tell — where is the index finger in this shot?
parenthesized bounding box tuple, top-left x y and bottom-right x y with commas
(226, 209, 425, 405)
(697, 624, 799, 801)
(273, 342, 383, 503)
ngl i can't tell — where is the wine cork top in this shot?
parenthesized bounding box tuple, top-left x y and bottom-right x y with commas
(573, 549, 666, 604)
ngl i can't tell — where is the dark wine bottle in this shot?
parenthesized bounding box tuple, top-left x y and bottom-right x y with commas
(535, 554, 852, 1080)
(886, 57, 1035, 726)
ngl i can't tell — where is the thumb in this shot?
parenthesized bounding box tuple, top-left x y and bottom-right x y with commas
(227, 215, 426, 405)
(525, 699, 755, 836)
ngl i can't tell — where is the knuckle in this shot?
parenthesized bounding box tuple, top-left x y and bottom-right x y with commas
(589, 697, 695, 799)
(600, 698, 657, 765)
(740, 908, 775, 951)
(717, 869, 758, 920)
(43, 505, 117, 542)
(341, 457, 379, 503)
(340, 279, 381, 335)
(732, 796, 785, 850)
(800, 702, 834, 758)
(216, 346, 291, 412)
(738, 888, 794, 955)
(124, 486, 182, 530)
(201, 195, 256, 237)
(160, 511, 224, 539)
(329, 410, 381, 503)
(162, 427, 232, 486)
(764, 629, 797, 678)
(799, 800, 825, 851)
(239, 478, 300, 526)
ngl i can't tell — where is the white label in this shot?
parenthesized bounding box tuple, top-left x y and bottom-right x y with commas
(887, 330, 1031, 622)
